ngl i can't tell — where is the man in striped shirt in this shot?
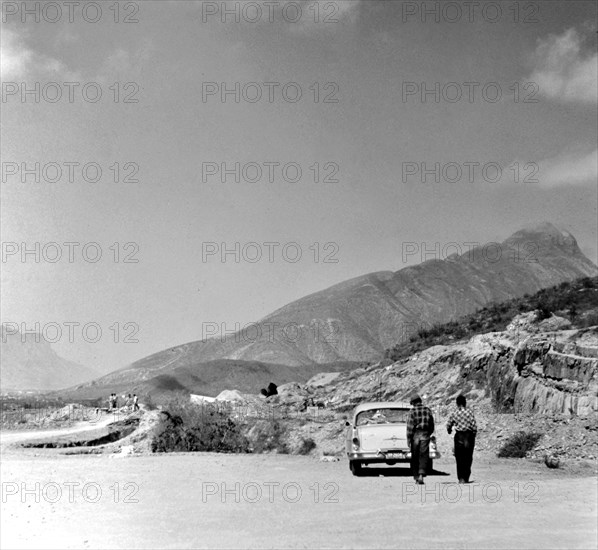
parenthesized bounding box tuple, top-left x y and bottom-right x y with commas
(446, 394, 477, 483)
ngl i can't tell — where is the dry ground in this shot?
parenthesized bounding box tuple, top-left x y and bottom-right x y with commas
(2, 432, 597, 549)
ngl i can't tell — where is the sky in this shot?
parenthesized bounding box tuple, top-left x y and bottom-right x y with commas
(1, 0, 597, 374)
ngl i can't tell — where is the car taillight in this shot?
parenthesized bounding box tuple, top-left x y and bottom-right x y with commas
(352, 437, 359, 450)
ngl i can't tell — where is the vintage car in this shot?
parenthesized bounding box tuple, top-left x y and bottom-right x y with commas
(345, 401, 440, 476)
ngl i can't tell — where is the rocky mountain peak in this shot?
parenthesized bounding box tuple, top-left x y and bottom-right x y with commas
(504, 222, 579, 252)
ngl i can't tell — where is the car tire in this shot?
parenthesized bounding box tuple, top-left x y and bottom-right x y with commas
(427, 460, 434, 475)
(349, 460, 363, 476)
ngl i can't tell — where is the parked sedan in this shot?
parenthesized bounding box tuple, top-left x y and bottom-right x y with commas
(345, 401, 440, 476)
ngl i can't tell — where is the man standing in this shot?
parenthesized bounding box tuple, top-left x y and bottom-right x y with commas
(407, 394, 435, 485)
(446, 394, 477, 484)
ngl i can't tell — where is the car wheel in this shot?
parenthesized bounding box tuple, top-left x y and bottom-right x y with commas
(427, 460, 434, 475)
(349, 460, 363, 476)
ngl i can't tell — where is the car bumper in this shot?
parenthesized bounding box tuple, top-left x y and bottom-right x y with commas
(347, 449, 441, 462)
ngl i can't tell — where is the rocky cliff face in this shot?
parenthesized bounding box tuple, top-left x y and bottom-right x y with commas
(233, 312, 598, 460)
(509, 318, 598, 417)
(273, 312, 597, 419)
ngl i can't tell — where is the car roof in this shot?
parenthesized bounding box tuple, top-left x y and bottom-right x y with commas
(353, 401, 411, 415)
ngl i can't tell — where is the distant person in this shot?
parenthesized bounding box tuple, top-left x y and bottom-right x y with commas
(133, 394, 139, 411)
(126, 394, 132, 412)
(407, 394, 435, 485)
(446, 394, 477, 484)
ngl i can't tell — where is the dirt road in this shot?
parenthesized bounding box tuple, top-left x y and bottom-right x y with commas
(1, 449, 596, 549)
(0, 415, 116, 446)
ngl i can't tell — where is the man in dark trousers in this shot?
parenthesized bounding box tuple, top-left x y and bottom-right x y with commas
(446, 394, 477, 483)
(407, 394, 435, 485)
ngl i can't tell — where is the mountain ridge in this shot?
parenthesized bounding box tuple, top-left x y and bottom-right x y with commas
(0, 327, 99, 391)
(65, 223, 597, 396)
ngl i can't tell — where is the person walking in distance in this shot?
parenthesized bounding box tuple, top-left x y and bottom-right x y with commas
(446, 394, 477, 484)
(407, 394, 435, 485)
(133, 394, 139, 411)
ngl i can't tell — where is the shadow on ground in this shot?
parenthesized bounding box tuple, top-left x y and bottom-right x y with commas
(356, 466, 450, 477)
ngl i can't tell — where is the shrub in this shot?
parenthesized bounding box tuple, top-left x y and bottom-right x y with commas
(579, 310, 598, 328)
(249, 420, 289, 454)
(582, 277, 594, 289)
(536, 306, 552, 321)
(497, 431, 543, 458)
(151, 395, 249, 453)
(297, 437, 317, 455)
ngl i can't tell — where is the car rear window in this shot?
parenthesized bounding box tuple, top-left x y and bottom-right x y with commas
(356, 408, 410, 425)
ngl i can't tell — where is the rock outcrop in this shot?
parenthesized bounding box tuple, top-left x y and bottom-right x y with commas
(271, 313, 597, 419)
(260, 313, 597, 459)
(509, 323, 598, 417)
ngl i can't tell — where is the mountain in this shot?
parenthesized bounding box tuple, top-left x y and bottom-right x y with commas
(0, 327, 99, 391)
(64, 223, 598, 397)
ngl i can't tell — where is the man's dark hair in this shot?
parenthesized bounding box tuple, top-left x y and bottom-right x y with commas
(456, 394, 466, 407)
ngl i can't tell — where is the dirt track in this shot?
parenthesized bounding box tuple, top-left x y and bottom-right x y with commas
(2, 444, 596, 549)
(0, 416, 116, 446)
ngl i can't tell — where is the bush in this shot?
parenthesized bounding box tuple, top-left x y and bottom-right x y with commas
(497, 431, 543, 458)
(536, 305, 552, 321)
(249, 420, 289, 454)
(151, 395, 249, 453)
(297, 437, 317, 455)
(582, 277, 594, 289)
(579, 310, 598, 328)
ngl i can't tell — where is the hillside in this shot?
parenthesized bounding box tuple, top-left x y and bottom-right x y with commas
(384, 276, 598, 362)
(253, 311, 598, 461)
(58, 359, 363, 402)
(0, 327, 99, 391)
(79, 222, 596, 388)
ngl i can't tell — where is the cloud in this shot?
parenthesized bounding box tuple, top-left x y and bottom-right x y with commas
(528, 27, 597, 104)
(0, 27, 150, 86)
(499, 149, 597, 188)
(538, 149, 598, 187)
(1, 28, 34, 79)
(0, 27, 76, 80)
